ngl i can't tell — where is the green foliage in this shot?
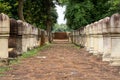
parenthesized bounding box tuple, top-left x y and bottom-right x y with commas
(65, 0, 94, 29)
(0, 2, 11, 13)
(64, 0, 120, 30)
(52, 23, 71, 32)
(0, 0, 58, 29)
(24, 0, 58, 29)
(0, 0, 18, 19)
(108, 0, 120, 15)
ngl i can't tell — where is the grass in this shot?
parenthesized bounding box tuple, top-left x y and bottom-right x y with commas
(0, 43, 50, 75)
(9, 43, 50, 64)
(73, 43, 81, 49)
(21, 43, 50, 58)
(0, 66, 11, 76)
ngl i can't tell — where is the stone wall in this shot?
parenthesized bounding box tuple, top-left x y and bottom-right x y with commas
(53, 32, 68, 39)
(71, 13, 120, 66)
(0, 13, 47, 59)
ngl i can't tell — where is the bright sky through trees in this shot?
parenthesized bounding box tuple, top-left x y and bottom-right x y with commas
(56, 5, 66, 24)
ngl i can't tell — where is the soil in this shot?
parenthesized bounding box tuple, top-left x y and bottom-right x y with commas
(0, 39, 120, 80)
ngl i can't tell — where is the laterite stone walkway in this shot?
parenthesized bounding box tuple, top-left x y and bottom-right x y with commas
(1, 39, 120, 80)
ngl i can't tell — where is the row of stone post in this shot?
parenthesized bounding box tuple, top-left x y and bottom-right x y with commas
(71, 13, 120, 66)
(0, 13, 47, 59)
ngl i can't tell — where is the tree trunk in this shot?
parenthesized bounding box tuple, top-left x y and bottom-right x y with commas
(18, 0, 25, 21)
(46, 0, 52, 43)
(47, 20, 52, 43)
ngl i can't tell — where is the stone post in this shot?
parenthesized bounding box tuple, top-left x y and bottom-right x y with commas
(89, 24, 94, 53)
(0, 13, 10, 58)
(85, 25, 89, 50)
(84, 27, 87, 47)
(76, 30, 79, 45)
(17, 20, 28, 54)
(9, 18, 18, 57)
(78, 29, 81, 46)
(27, 24, 32, 50)
(79, 29, 82, 46)
(102, 17, 111, 61)
(33, 27, 38, 48)
(93, 22, 99, 55)
(74, 30, 77, 44)
(83, 27, 86, 47)
(26, 23, 31, 50)
(31, 26, 34, 48)
(97, 20, 104, 55)
(110, 13, 120, 66)
(24, 22, 31, 51)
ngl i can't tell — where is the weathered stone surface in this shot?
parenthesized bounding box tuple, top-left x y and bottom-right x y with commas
(89, 24, 94, 53)
(97, 20, 103, 55)
(69, 13, 120, 66)
(16, 20, 26, 54)
(110, 13, 120, 33)
(110, 13, 120, 66)
(0, 13, 10, 34)
(102, 17, 111, 61)
(9, 18, 18, 57)
(92, 22, 99, 55)
(0, 13, 10, 58)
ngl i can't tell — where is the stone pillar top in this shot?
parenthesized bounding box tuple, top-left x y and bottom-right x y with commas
(17, 20, 24, 35)
(110, 13, 120, 33)
(34, 27, 38, 35)
(102, 17, 110, 34)
(38, 28, 41, 36)
(82, 27, 85, 34)
(97, 19, 103, 34)
(0, 13, 10, 58)
(27, 23, 32, 35)
(23, 22, 28, 35)
(83, 26, 86, 35)
(93, 22, 98, 34)
(89, 23, 94, 35)
(0, 13, 10, 35)
(24, 22, 30, 34)
(80, 27, 84, 35)
(77, 28, 80, 35)
(31, 26, 35, 35)
(86, 25, 90, 35)
(10, 18, 18, 36)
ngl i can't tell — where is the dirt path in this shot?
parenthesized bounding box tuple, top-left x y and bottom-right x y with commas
(1, 39, 120, 80)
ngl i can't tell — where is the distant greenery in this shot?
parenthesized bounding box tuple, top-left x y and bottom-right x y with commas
(60, 0, 120, 30)
(52, 23, 72, 32)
